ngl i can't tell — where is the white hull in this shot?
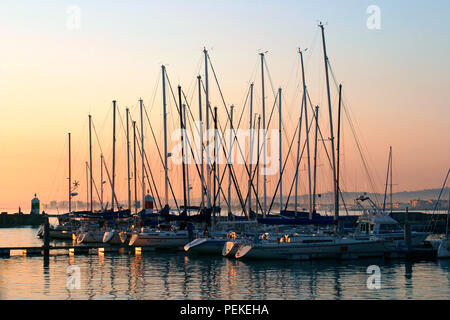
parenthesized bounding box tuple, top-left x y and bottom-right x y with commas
(235, 238, 388, 260)
(185, 238, 227, 255)
(222, 240, 242, 257)
(103, 231, 123, 245)
(77, 230, 105, 244)
(129, 231, 190, 250)
(437, 238, 450, 259)
(354, 232, 428, 248)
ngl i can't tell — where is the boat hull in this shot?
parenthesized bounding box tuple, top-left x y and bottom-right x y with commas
(235, 239, 388, 260)
(129, 231, 190, 250)
(185, 238, 227, 255)
(437, 238, 450, 259)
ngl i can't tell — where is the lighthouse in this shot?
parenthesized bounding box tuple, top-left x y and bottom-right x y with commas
(31, 194, 40, 215)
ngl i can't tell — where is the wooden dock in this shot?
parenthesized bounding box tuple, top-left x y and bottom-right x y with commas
(0, 244, 148, 258)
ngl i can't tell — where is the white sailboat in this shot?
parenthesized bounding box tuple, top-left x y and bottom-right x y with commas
(128, 225, 192, 250)
(235, 233, 387, 260)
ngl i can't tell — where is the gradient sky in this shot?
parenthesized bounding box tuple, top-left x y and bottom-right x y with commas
(0, 0, 449, 210)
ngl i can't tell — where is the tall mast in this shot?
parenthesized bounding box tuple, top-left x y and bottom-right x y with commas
(278, 88, 283, 213)
(260, 52, 267, 217)
(336, 84, 343, 219)
(126, 108, 131, 211)
(183, 103, 190, 210)
(139, 98, 145, 209)
(299, 49, 313, 216)
(162, 66, 169, 207)
(228, 105, 234, 216)
(197, 75, 205, 208)
(312, 106, 319, 213)
(111, 100, 116, 212)
(133, 121, 138, 214)
(204, 48, 211, 209)
(390, 146, 393, 214)
(383, 145, 391, 212)
(100, 154, 104, 211)
(88, 114, 93, 212)
(248, 83, 254, 217)
(256, 115, 261, 218)
(294, 95, 304, 215)
(68, 132, 71, 213)
(85, 162, 89, 211)
(178, 86, 188, 214)
(213, 106, 218, 220)
(319, 22, 338, 222)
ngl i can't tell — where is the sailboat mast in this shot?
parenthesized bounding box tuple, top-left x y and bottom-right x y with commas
(85, 162, 89, 211)
(294, 96, 304, 215)
(213, 106, 218, 220)
(88, 115, 93, 212)
(183, 103, 190, 210)
(299, 49, 313, 216)
(248, 83, 254, 217)
(256, 115, 261, 218)
(100, 154, 104, 211)
(336, 84, 343, 219)
(111, 100, 116, 212)
(68, 132, 71, 213)
(319, 23, 338, 222)
(139, 98, 145, 209)
(390, 146, 393, 213)
(178, 86, 188, 214)
(204, 48, 211, 209)
(278, 88, 283, 212)
(197, 75, 205, 208)
(312, 106, 319, 213)
(126, 108, 131, 211)
(133, 121, 137, 214)
(260, 52, 267, 217)
(383, 147, 391, 212)
(161, 66, 169, 207)
(228, 105, 234, 216)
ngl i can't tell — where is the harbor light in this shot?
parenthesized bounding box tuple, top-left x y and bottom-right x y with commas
(135, 247, 142, 255)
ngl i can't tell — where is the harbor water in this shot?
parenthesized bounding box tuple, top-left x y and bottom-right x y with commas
(0, 226, 449, 300)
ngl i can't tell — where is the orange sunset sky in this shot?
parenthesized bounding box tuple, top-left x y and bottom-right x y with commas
(0, 0, 449, 211)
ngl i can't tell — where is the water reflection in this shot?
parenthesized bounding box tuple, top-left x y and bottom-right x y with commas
(1, 227, 449, 299)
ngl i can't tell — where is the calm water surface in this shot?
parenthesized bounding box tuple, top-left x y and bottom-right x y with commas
(0, 227, 449, 300)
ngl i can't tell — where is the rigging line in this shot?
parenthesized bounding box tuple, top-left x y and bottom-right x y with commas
(46, 136, 67, 205)
(165, 73, 210, 202)
(427, 168, 450, 233)
(283, 107, 314, 210)
(268, 113, 301, 213)
(263, 56, 278, 101)
(148, 68, 162, 115)
(209, 90, 280, 215)
(327, 61, 381, 205)
(129, 113, 162, 209)
(101, 155, 119, 209)
(205, 55, 277, 214)
(133, 125, 160, 210)
(86, 162, 101, 205)
(141, 102, 180, 212)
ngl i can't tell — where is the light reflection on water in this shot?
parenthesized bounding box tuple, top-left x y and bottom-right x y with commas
(0, 227, 449, 300)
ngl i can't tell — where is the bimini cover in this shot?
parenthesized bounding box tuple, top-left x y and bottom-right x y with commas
(372, 212, 398, 224)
